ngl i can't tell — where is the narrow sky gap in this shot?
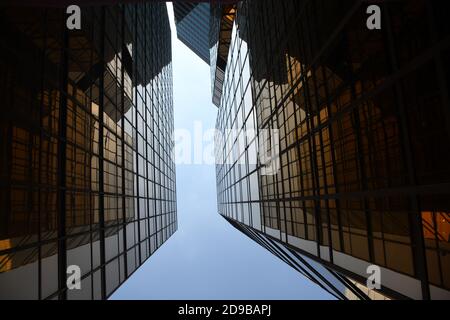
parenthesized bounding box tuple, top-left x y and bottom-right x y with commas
(109, 3, 334, 300)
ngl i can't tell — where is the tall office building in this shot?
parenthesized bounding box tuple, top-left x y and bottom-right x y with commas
(0, 3, 177, 299)
(209, 0, 450, 299)
(173, 2, 211, 64)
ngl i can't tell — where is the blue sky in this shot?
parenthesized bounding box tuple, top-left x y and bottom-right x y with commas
(109, 3, 334, 300)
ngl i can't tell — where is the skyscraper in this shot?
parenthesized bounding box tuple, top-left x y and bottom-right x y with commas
(173, 2, 211, 64)
(0, 2, 177, 299)
(206, 0, 450, 299)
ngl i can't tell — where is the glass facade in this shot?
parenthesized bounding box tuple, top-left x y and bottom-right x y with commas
(213, 0, 450, 299)
(225, 216, 390, 300)
(0, 3, 177, 299)
(173, 2, 211, 64)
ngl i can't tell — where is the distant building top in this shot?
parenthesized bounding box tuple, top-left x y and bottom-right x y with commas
(173, 2, 211, 64)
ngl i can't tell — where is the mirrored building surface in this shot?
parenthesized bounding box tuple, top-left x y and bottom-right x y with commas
(209, 0, 450, 299)
(173, 2, 211, 64)
(0, 2, 177, 299)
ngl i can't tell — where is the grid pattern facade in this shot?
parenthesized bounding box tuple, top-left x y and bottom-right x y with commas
(225, 216, 390, 300)
(214, 0, 450, 299)
(0, 3, 177, 300)
(174, 2, 211, 64)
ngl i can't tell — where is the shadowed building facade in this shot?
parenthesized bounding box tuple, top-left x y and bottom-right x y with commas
(0, 3, 177, 299)
(173, 1, 211, 64)
(208, 0, 450, 299)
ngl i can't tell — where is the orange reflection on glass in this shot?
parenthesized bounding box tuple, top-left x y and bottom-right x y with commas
(0, 239, 12, 272)
(422, 211, 450, 241)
